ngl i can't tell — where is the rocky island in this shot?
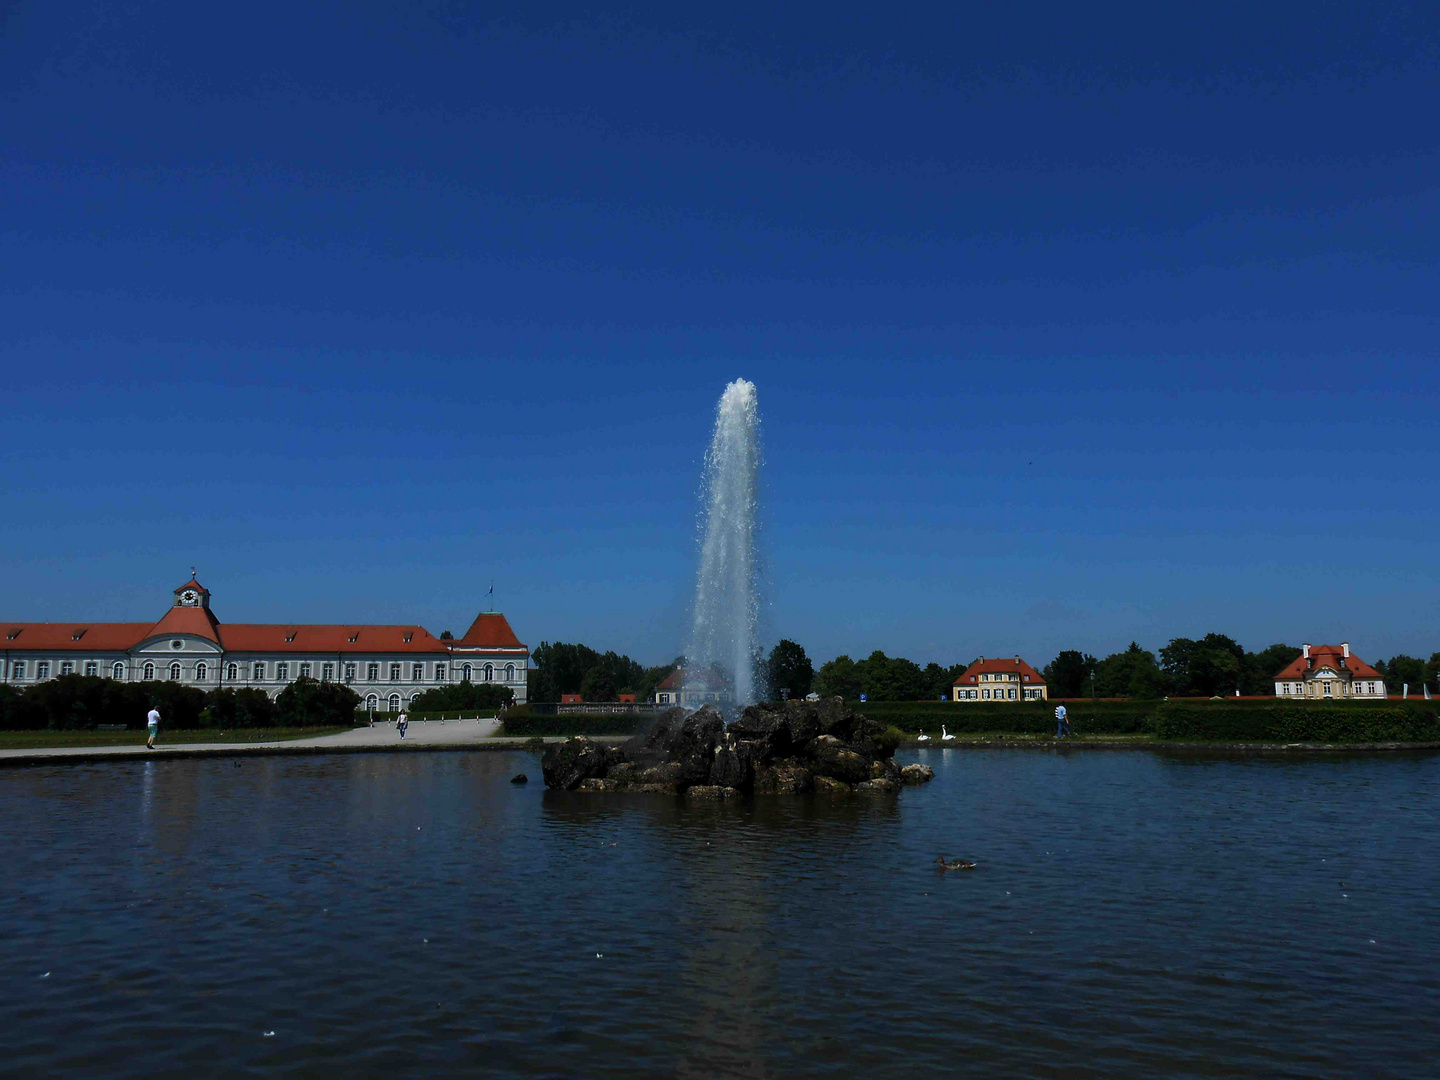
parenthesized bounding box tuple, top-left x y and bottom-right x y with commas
(541, 697, 934, 797)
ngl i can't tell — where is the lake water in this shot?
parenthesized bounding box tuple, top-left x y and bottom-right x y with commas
(2, 747, 1437, 1078)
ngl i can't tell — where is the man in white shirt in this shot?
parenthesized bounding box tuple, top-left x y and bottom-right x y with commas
(146, 707, 160, 749)
(397, 712, 408, 739)
(1054, 704, 1069, 739)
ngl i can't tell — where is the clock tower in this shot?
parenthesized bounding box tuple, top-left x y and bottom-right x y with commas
(173, 571, 211, 610)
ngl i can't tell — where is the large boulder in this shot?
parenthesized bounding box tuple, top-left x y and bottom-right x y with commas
(709, 735, 757, 789)
(813, 775, 852, 796)
(541, 737, 610, 790)
(686, 785, 740, 800)
(620, 707, 690, 766)
(754, 759, 813, 794)
(808, 734, 873, 785)
(729, 704, 791, 762)
(900, 763, 935, 785)
(814, 697, 852, 739)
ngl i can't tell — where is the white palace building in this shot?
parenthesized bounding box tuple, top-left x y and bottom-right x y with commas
(1, 576, 529, 711)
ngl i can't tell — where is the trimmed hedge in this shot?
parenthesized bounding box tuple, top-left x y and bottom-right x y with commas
(498, 708, 652, 738)
(858, 699, 1157, 735)
(1152, 702, 1440, 742)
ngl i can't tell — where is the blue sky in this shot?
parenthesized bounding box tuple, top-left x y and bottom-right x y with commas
(2, 1, 1437, 667)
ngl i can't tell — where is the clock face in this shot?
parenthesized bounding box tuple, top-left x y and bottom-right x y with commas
(179, 590, 199, 606)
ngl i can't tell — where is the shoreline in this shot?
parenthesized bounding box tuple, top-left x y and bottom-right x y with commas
(2, 733, 1438, 768)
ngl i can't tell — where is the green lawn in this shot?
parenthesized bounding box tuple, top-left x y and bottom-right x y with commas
(0, 727, 349, 750)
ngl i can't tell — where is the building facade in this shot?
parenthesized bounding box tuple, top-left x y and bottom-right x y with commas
(2, 577, 529, 710)
(952, 655, 1048, 701)
(1272, 642, 1385, 700)
(655, 668, 731, 709)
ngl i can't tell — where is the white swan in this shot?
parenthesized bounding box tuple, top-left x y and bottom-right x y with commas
(942, 725, 955, 741)
(917, 729, 930, 741)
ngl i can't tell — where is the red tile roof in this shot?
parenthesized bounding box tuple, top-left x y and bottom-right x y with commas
(1272, 645, 1380, 680)
(218, 624, 447, 653)
(173, 577, 210, 595)
(2, 623, 153, 651)
(145, 604, 222, 643)
(658, 668, 725, 691)
(954, 656, 1046, 685)
(455, 612, 527, 650)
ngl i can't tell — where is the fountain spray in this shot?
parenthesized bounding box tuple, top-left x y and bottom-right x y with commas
(688, 379, 761, 708)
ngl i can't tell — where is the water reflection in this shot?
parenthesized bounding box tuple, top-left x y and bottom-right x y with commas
(2, 748, 1437, 1078)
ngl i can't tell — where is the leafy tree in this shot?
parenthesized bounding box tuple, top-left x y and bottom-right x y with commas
(1242, 644, 1302, 695)
(766, 640, 814, 700)
(1161, 634, 1245, 696)
(920, 662, 965, 701)
(580, 666, 617, 702)
(276, 677, 360, 727)
(202, 687, 278, 728)
(409, 680, 514, 712)
(814, 655, 862, 699)
(1044, 650, 1097, 698)
(1380, 654, 1427, 694)
(1093, 643, 1164, 698)
(530, 641, 646, 701)
(439, 630, 454, 640)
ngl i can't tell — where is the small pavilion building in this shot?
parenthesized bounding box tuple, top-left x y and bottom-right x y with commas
(1272, 643, 1385, 700)
(952, 656, 1048, 701)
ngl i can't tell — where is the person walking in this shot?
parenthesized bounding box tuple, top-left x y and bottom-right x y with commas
(1054, 703, 1070, 739)
(397, 711, 408, 740)
(146, 706, 161, 749)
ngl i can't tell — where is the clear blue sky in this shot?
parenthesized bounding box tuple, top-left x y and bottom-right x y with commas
(2, 1, 1437, 668)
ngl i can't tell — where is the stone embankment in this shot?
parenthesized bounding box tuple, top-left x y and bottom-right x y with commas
(541, 698, 934, 797)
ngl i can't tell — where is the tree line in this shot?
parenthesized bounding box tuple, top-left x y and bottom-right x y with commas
(519, 633, 1440, 707)
(0, 674, 362, 730)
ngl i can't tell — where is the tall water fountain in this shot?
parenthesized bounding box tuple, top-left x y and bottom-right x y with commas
(687, 379, 761, 708)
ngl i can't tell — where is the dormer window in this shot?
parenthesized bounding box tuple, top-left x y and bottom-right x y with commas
(5, 629, 19, 640)
(348, 632, 359, 643)
(403, 632, 414, 643)
(71, 628, 87, 641)
(285, 632, 297, 643)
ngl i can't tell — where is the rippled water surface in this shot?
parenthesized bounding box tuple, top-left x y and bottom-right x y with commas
(2, 748, 1438, 1078)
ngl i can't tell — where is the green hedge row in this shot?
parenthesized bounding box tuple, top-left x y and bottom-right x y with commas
(498, 709, 652, 737)
(1151, 702, 1440, 742)
(858, 700, 1156, 734)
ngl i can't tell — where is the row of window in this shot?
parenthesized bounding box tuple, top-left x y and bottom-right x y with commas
(955, 688, 1045, 700)
(977, 673, 1030, 682)
(7, 659, 521, 684)
(1280, 681, 1378, 695)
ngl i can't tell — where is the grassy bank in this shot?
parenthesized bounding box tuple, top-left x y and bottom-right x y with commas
(859, 699, 1440, 743)
(0, 727, 349, 750)
(498, 708, 651, 738)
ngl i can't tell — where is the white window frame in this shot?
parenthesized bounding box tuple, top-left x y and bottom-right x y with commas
(277, 662, 289, 681)
(389, 663, 401, 681)
(228, 663, 238, 680)
(169, 662, 181, 681)
(322, 662, 334, 681)
(254, 661, 266, 680)
(196, 661, 208, 681)
(411, 663, 423, 682)
(113, 662, 125, 680)
(12, 661, 24, 681)
(299, 662, 312, 679)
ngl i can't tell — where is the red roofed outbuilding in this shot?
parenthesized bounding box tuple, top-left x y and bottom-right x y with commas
(952, 655, 1048, 702)
(1272, 643, 1386, 700)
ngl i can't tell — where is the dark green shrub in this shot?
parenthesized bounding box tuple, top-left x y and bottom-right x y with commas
(857, 699, 1156, 735)
(408, 680, 513, 713)
(202, 687, 279, 728)
(276, 677, 361, 727)
(1152, 702, 1440, 742)
(499, 708, 651, 737)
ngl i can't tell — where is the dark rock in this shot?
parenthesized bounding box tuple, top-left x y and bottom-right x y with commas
(779, 700, 821, 746)
(808, 735, 872, 785)
(510, 773, 528, 784)
(577, 777, 618, 792)
(754, 759, 813, 794)
(620, 707, 690, 766)
(709, 735, 756, 789)
(900, 764, 935, 785)
(541, 736, 609, 791)
(729, 705, 791, 762)
(854, 778, 899, 794)
(813, 775, 852, 796)
(686, 785, 740, 800)
(814, 696, 852, 739)
(636, 762, 686, 786)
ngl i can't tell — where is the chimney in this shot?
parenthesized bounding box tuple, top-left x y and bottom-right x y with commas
(1302, 643, 1310, 660)
(978, 656, 984, 663)
(1341, 642, 1350, 659)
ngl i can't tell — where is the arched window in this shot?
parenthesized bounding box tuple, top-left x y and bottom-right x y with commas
(462, 664, 472, 681)
(113, 662, 126, 681)
(196, 662, 208, 681)
(227, 663, 238, 680)
(366, 694, 378, 711)
(388, 693, 400, 711)
(484, 663, 493, 682)
(143, 662, 155, 681)
(169, 662, 182, 681)
(505, 663, 515, 682)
